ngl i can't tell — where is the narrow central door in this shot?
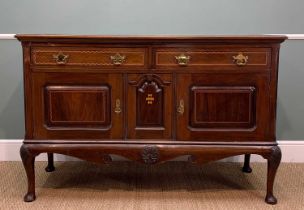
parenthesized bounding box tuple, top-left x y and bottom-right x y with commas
(127, 74, 173, 140)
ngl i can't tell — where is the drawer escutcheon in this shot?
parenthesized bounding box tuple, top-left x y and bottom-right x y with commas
(110, 53, 126, 66)
(175, 54, 191, 66)
(233, 52, 249, 66)
(53, 52, 69, 65)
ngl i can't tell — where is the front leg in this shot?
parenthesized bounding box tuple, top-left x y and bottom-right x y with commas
(20, 145, 38, 202)
(265, 146, 282, 205)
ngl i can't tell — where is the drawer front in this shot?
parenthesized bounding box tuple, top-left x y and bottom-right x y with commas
(155, 47, 271, 69)
(31, 47, 148, 68)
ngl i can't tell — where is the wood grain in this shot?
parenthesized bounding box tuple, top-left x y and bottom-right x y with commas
(17, 35, 286, 203)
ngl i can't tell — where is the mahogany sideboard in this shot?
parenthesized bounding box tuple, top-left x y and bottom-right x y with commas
(16, 35, 286, 204)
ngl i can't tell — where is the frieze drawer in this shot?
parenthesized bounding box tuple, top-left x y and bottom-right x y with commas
(154, 47, 271, 70)
(31, 47, 148, 68)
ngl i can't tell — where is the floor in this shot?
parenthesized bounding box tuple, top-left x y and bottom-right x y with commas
(0, 161, 303, 210)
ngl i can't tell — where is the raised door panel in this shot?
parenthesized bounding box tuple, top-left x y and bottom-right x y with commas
(127, 74, 173, 139)
(176, 73, 271, 141)
(31, 73, 123, 140)
(190, 86, 255, 128)
(45, 86, 111, 128)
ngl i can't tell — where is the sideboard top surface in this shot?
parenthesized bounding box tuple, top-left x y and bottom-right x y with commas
(15, 34, 287, 44)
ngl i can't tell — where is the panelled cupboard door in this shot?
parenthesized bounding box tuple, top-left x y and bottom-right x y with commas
(176, 73, 271, 142)
(127, 74, 173, 139)
(31, 72, 123, 139)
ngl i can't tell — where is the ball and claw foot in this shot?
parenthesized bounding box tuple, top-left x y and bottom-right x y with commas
(265, 194, 277, 205)
(24, 192, 36, 202)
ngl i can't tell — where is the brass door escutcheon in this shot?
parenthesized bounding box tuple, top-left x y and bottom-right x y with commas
(53, 52, 69, 64)
(175, 54, 190, 66)
(114, 99, 122, 114)
(110, 53, 126, 66)
(233, 52, 249, 66)
(146, 94, 154, 105)
(177, 99, 184, 115)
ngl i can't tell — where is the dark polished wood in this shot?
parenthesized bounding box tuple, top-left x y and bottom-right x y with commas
(242, 154, 252, 173)
(20, 145, 37, 202)
(45, 153, 55, 172)
(16, 35, 286, 204)
(264, 146, 282, 205)
(127, 74, 172, 139)
(32, 46, 148, 68)
(45, 85, 111, 128)
(176, 73, 270, 141)
(155, 47, 271, 69)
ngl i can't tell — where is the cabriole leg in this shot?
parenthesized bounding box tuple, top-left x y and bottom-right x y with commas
(242, 154, 252, 173)
(20, 145, 37, 202)
(45, 153, 55, 172)
(265, 146, 282, 205)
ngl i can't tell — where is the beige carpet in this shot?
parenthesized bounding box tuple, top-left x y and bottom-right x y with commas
(0, 161, 303, 210)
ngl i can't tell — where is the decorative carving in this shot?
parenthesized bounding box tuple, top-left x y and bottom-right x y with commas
(269, 146, 282, 163)
(129, 74, 171, 87)
(138, 81, 162, 93)
(141, 146, 159, 164)
(101, 154, 113, 163)
(135, 75, 164, 127)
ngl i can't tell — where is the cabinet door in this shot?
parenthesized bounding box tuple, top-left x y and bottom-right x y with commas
(127, 74, 173, 139)
(176, 73, 271, 142)
(32, 73, 123, 139)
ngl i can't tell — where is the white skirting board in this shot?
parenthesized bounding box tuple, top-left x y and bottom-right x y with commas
(0, 140, 303, 162)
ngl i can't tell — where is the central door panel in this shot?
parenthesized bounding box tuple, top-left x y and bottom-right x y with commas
(127, 74, 172, 139)
(176, 73, 270, 141)
(136, 80, 164, 127)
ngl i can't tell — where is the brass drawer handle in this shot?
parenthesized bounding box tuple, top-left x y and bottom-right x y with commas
(53, 52, 69, 64)
(177, 99, 184, 115)
(233, 52, 248, 66)
(114, 99, 122, 114)
(110, 53, 126, 66)
(175, 54, 190, 66)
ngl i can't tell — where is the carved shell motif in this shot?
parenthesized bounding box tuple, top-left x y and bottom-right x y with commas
(141, 146, 159, 164)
